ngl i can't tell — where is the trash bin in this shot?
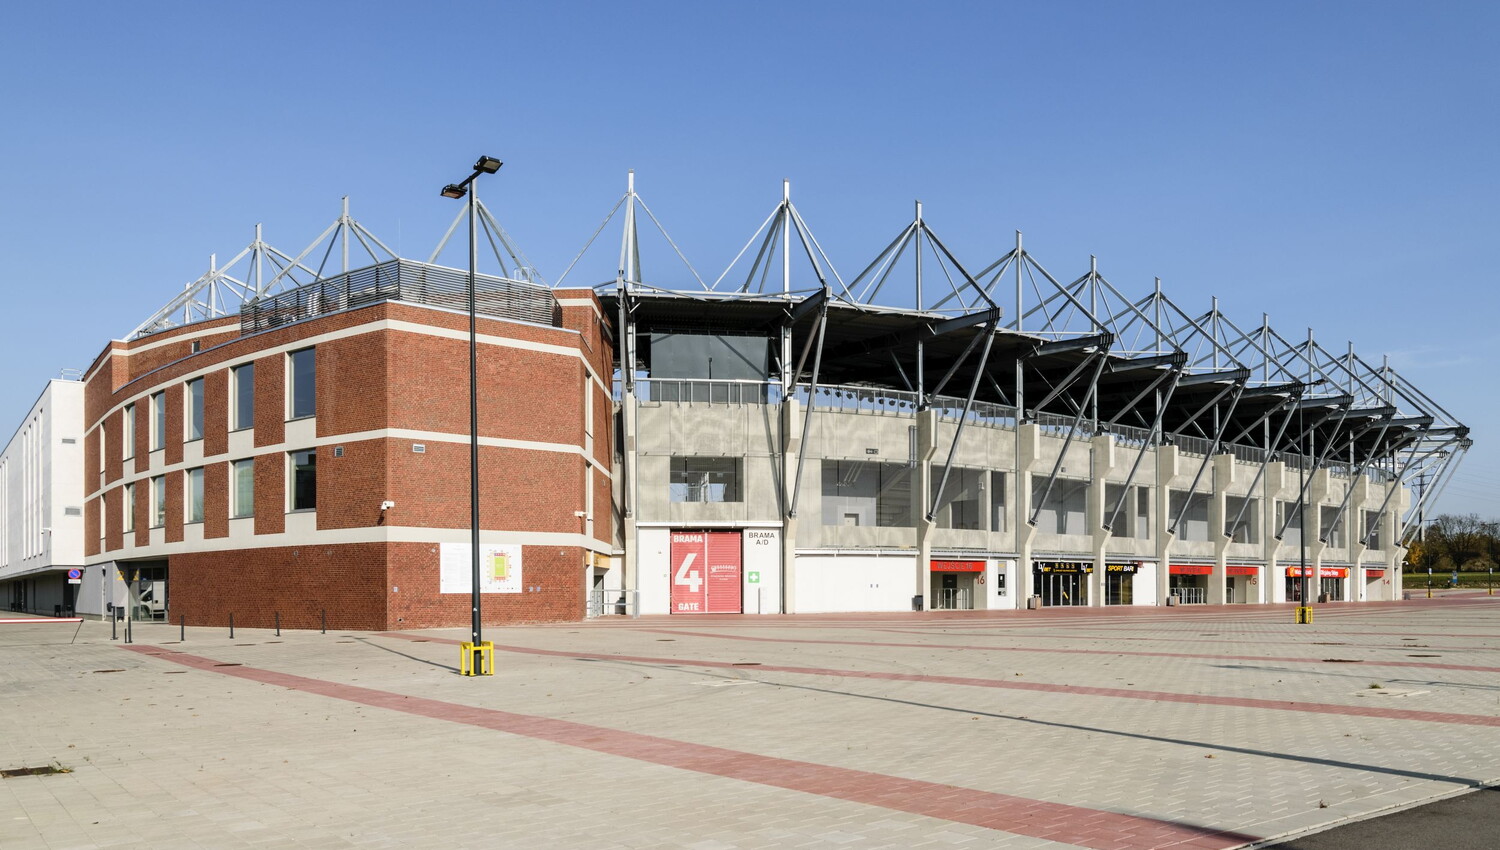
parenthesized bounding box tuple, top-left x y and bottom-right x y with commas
(911, 595, 924, 611)
(54, 605, 62, 617)
(1318, 593, 1331, 604)
(1166, 596, 1178, 606)
(1026, 595, 1041, 610)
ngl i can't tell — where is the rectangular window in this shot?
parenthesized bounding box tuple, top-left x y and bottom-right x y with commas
(123, 482, 135, 532)
(232, 363, 255, 430)
(150, 392, 166, 450)
(151, 475, 166, 527)
(822, 460, 914, 527)
(123, 404, 136, 459)
(1169, 490, 1211, 542)
(668, 457, 742, 503)
(1362, 510, 1384, 548)
(930, 467, 982, 530)
(989, 471, 1007, 532)
(290, 449, 316, 511)
(289, 348, 316, 419)
(1279, 501, 1304, 549)
(1106, 484, 1150, 539)
(1031, 477, 1089, 535)
(232, 459, 255, 518)
(1225, 495, 1259, 544)
(186, 378, 204, 441)
(186, 467, 204, 523)
(1320, 506, 1345, 548)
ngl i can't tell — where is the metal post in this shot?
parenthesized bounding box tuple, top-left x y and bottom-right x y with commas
(321, 608, 327, 633)
(180, 614, 185, 642)
(275, 611, 281, 637)
(111, 608, 116, 641)
(468, 174, 482, 671)
(229, 612, 234, 639)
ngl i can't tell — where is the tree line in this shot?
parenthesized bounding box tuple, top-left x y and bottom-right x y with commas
(1405, 513, 1498, 572)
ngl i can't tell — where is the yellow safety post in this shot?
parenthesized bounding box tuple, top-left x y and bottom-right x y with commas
(460, 641, 494, 676)
(1295, 606, 1314, 624)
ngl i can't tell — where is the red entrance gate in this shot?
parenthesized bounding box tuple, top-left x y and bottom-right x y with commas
(669, 530, 743, 614)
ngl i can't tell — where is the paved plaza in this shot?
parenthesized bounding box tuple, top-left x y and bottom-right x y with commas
(3, 594, 1498, 849)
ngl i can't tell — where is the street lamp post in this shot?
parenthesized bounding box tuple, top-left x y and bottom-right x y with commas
(442, 155, 503, 676)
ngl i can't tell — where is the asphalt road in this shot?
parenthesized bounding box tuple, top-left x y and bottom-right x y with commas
(1268, 787, 1500, 849)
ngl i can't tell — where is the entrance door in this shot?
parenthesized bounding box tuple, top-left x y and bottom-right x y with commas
(1038, 571, 1084, 606)
(1105, 571, 1133, 605)
(669, 531, 743, 614)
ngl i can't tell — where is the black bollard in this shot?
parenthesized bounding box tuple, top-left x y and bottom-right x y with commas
(111, 608, 117, 641)
(125, 611, 132, 644)
(275, 611, 280, 637)
(229, 612, 235, 639)
(321, 608, 326, 634)
(180, 614, 185, 642)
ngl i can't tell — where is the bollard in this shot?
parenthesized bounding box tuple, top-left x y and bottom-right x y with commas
(229, 612, 235, 639)
(111, 608, 117, 641)
(321, 608, 326, 634)
(180, 614, 185, 642)
(275, 611, 281, 637)
(125, 611, 132, 644)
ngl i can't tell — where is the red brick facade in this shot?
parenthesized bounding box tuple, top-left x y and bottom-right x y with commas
(82, 293, 613, 630)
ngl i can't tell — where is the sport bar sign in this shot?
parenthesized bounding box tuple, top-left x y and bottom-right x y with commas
(670, 531, 743, 614)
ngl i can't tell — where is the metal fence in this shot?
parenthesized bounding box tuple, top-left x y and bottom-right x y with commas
(587, 589, 640, 618)
(241, 259, 560, 334)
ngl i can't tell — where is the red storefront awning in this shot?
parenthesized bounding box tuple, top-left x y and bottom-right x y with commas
(932, 560, 984, 572)
(1170, 564, 1213, 575)
(1225, 566, 1259, 576)
(1286, 567, 1349, 578)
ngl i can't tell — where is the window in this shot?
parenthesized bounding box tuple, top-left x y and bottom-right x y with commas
(186, 467, 204, 523)
(123, 403, 135, 459)
(151, 475, 166, 527)
(186, 378, 204, 441)
(669, 457, 741, 503)
(822, 460, 914, 527)
(989, 471, 1007, 532)
(290, 449, 316, 511)
(930, 467, 983, 530)
(150, 392, 166, 450)
(1225, 496, 1259, 544)
(1320, 506, 1345, 548)
(1168, 490, 1210, 542)
(1106, 484, 1150, 539)
(232, 363, 255, 430)
(123, 482, 135, 532)
(1278, 501, 1304, 548)
(1031, 477, 1088, 535)
(289, 348, 316, 419)
(1362, 510, 1384, 548)
(232, 459, 255, 518)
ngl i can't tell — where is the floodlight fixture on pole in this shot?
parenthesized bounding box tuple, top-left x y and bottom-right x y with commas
(442, 154, 503, 676)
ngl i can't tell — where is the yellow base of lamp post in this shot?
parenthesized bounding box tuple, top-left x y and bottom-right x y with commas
(460, 641, 494, 676)
(1295, 606, 1314, 624)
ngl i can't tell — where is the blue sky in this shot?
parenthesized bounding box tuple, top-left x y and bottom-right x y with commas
(1, 2, 1495, 516)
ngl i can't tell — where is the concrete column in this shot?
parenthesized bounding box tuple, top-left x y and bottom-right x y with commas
(780, 398, 801, 613)
(1347, 475, 1371, 600)
(1015, 424, 1040, 603)
(1155, 445, 1178, 604)
(1264, 461, 1285, 602)
(1211, 455, 1232, 604)
(914, 409, 937, 610)
(1089, 435, 1114, 607)
(621, 393, 640, 602)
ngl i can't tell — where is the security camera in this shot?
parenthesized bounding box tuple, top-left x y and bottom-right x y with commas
(380, 501, 395, 511)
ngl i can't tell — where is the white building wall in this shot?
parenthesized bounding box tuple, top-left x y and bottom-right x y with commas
(0, 379, 86, 613)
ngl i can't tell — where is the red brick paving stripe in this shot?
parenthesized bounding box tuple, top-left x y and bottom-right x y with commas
(643, 628, 1500, 674)
(382, 634, 1500, 729)
(119, 645, 1251, 850)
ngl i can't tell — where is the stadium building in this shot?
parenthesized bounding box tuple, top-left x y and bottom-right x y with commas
(58, 176, 1469, 628)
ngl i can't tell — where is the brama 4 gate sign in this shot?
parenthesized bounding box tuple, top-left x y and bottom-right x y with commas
(669, 531, 743, 614)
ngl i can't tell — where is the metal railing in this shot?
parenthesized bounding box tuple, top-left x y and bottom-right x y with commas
(1170, 587, 1207, 605)
(931, 587, 971, 610)
(241, 259, 560, 334)
(588, 589, 640, 618)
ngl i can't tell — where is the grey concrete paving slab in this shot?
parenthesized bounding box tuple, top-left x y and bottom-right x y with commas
(2, 598, 1497, 848)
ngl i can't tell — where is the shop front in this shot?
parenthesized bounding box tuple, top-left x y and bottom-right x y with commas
(1286, 565, 1348, 602)
(1104, 562, 1139, 605)
(930, 560, 983, 610)
(1033, 560, 1090, 607)
(1225, 565, 1259, 604)
(1169, 564, 1211, 604)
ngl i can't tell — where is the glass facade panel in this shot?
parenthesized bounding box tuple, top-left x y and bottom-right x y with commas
(668, 457, 742, 503)
(289, 349, 316, 419)
(186, 379, 204, 441)
(822, 460, 913, 527)
(232, 363, 255, 430)
(232, 459, 255, 518)
(291, 449, 316, 511)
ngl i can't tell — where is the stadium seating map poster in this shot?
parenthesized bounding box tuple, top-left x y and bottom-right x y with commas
(439, 543, 523, 594)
